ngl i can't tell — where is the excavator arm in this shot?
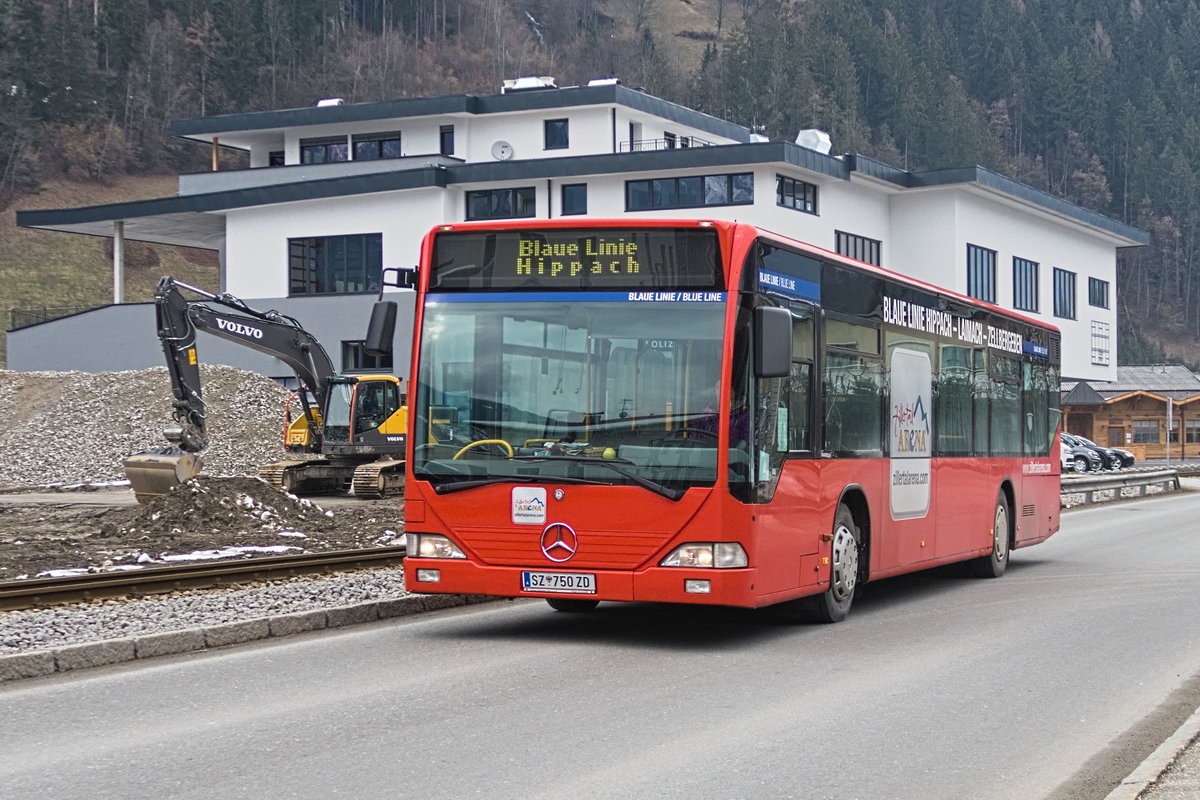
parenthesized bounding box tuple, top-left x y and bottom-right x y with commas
(125, 276, 339, 501)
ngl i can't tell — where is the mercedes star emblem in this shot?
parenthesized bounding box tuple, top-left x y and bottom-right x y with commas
(540, 522, 578, 562)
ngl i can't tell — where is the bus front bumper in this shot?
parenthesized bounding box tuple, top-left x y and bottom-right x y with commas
(404, 559, 761, 607)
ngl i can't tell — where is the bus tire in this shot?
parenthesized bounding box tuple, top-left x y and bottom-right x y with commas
(969, 491, 1010, 579)
(546, 598, 599, 613)
(803, 504, 861, 624)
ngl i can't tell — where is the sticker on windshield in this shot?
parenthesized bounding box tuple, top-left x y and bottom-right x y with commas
(512, 487, 548, 525)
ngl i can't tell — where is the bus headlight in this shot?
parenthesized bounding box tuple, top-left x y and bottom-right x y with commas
(660, 542, 747, 569)
(406, 533, 466, 559)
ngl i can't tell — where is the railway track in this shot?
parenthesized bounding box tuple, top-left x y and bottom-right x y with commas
(0, 546, 406, 612)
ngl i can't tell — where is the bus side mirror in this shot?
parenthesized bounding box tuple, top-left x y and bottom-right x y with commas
(365, 301, 398, 358)
(754, 306, 792, 378)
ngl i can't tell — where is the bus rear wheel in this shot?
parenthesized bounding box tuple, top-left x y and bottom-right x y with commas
(802, 504, 861, 624)
(546, 598, 599, 613)
(969, 492, 1010, 579)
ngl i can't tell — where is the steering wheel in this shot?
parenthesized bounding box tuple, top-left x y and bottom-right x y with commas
(452, 439, 515, 460)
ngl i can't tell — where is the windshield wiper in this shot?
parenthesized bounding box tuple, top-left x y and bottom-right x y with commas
(509, 455, 685, 501)
(428, 473, 613, 495)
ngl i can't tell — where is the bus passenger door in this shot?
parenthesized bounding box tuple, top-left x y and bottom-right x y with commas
(753, 304, 823, 595)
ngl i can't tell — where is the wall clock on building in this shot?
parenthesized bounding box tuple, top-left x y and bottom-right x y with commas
(491, 140, 514, 160)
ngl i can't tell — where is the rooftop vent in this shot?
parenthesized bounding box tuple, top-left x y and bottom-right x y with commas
(795, 129, 832, 154)
(587, 78, 621, 87)
(315, 98, 344, 107)
(502, 76, 557, 93)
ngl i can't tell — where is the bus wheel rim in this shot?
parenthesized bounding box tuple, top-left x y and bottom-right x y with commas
(993, 503, 1009, 561)
(831, 523, 858, 601)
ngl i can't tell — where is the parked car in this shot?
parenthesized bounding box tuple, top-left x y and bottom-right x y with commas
(1060, 436, 1104, 473)
(1072, 434, 1136, 468)
(1062, 433, 1123, 470)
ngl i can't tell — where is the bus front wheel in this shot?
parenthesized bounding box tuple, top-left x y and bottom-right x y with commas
(803, 504, 861, 624)
(968, 492, 1010, 579)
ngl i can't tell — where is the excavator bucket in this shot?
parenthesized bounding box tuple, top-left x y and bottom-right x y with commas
(123, 447, 203, 504)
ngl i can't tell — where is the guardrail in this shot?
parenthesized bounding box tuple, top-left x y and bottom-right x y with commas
(1061, 468, 1182, 507)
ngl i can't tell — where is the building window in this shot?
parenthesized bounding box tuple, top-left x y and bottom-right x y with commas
(288, 233, 382, 295)
(777, 175, 818, 214)
(268, 151, 285, 167)
(1186, 419, 1200, 444)
(626, 173, 753, 211)
(835, 231, 881, 266)
(439, 125, 455, 156)
(299, 136, 349, 164)
(1013, 257, 1039, 312)
(1132, 419, 1158, 444)
(1089, 277, 1110, 308)
(967, 244, 996, 304)
(342, 340, 392, 371)
(353, 131, 402, 161)
(1090, 320, 1111, 366)
(466, 187, 536, 220)
(1054, 268, 1077, 319)
(664, 132, 677, 149)
(544, 118, 569, 150)
(561, 183, 587, 216)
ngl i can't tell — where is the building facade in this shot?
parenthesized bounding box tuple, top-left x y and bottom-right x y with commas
(14, 78, 1147, 383)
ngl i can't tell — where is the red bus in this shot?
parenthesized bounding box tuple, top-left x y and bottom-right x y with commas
(401, 218, 1060, 622)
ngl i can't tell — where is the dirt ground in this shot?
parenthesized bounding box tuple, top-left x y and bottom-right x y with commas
(0, 477, 406, 580)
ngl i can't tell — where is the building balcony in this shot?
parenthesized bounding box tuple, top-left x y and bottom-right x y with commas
(619, 136, 717, 152)
(178, 154, 464, 195)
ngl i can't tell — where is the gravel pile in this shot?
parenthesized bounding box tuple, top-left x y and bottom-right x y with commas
(0, 365, 294, 485)
(0, 569, 409, 654)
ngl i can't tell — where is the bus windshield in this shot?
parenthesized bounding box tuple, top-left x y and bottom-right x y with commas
(413, 297, 727, 492)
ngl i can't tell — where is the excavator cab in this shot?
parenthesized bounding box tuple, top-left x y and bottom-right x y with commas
(321, 375, 406, 449)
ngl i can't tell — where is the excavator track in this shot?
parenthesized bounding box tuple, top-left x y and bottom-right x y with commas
(351, 459, 406, 499)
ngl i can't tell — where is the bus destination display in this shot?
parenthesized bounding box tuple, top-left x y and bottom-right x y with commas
(430, 228, 721, 291)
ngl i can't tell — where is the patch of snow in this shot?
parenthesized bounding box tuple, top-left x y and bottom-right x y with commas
(160, 545, 302, 562)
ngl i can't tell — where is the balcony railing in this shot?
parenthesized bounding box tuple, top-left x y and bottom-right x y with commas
(620, 136, 716, 152)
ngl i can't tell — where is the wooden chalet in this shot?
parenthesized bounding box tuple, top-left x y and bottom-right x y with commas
(1062, 365, 1200, 461)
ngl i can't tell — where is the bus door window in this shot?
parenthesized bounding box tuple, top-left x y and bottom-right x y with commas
(1022, 361, 1050, 456)
(786, 304, 816, 453)
(743, 301, 815, 502)
(823, 317, 883, 455)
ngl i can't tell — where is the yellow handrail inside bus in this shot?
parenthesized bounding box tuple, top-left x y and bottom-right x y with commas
(452, 439, 515, 460)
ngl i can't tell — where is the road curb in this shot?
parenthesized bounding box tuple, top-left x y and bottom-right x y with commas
(1104, 705, 1200, 800)
(0, 593, 494, 684)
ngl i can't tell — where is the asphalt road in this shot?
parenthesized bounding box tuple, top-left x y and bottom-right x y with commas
(3, 491, 1200, 800)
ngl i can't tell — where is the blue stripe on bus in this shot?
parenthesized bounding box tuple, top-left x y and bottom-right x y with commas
(758, 268, 821, 302)
(427, 291, 727, 303)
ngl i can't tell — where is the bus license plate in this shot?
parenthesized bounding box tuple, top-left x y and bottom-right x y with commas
(521, 571, 596, 594)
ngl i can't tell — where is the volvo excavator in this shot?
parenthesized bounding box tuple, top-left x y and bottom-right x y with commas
(123, 277, 407, 502)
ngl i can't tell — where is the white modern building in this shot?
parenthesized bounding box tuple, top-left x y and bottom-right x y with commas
(14, 77, 1147, 382)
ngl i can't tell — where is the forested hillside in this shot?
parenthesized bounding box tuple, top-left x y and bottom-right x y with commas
(2, 0, 1198, 365)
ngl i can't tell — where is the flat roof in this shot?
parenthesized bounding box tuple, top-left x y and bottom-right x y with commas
(170, 84, 757, 146)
